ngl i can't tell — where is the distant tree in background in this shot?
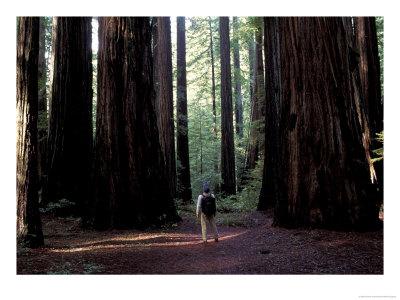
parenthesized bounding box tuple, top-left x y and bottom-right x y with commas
(16, 17, 44, 248)
(219, 17, 236, 196)
(246, 18, 264, 170)
(209, 16, 219, 175)
(232, 16, 243, 138)
(37, 17, 48, 189)
(176, 17, 193, 203)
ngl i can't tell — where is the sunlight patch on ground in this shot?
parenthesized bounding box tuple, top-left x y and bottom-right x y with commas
(47, 231, 247, 253)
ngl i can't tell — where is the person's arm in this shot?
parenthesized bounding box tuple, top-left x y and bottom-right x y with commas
(212, 194, 217, 216)
(196, 195, 202, 218)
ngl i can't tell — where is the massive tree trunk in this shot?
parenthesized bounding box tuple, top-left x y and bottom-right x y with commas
(176, 17, 193, 203)
(354, 17, 383, 143)
(156, 17, 176, 200)
(94, 17, 180, 229)
(43, 17, 93, 220)
(219, 17, 236, 196)
(258, 17, 281, 211)
(275, 17, 380, 231)
(232, 17, 243, 138)
(354, 17, 383, 194)
(16, 17, 44, 248)
(246, 19, 264, 170)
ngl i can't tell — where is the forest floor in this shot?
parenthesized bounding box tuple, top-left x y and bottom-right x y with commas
(17, 209, 383, 274)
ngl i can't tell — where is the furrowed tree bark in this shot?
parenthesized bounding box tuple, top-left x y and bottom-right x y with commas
(152, 17, 159, 114)
(219, 17, 236, 196)
(157, 17, 177, 200)
(176, 16, 193, 203)
(233, 17, 243, 138)
(16, 17, 44, 248)
(94, 17, 180, 229)
(43, 17, 93, 221)
(275, 17, 380, 231)
(354, 17, 383, 196)
(354, 17, 383, 145)
(258, 17, 281, 211)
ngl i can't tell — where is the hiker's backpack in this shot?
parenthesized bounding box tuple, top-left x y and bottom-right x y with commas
(201, 195, 216, 217)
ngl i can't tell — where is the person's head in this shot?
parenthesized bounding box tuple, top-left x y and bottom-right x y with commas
(203, 184, 210, 193)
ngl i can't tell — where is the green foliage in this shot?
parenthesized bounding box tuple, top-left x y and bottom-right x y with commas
(182, 17, 256, 197)
(39, 198, 76, 215)
(372, 131, 384, 163)
(375, 17, 384, 99)
(41, 17, 53, 103)
(37, 110, 48, 135)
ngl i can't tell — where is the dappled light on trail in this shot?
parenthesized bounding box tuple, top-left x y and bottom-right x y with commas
(48, 231, 247, 254)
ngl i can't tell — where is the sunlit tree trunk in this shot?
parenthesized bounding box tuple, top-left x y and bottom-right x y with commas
(156, 17, 176, 200)
(275, 17, 380, 230)
(238, 30, 256, 190)
(233, 16, 243, 138)
(16, 17, 44, 248)
(219, 17, 236, 196)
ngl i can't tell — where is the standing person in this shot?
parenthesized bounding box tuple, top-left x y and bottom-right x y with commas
(196, 184, 219, 244)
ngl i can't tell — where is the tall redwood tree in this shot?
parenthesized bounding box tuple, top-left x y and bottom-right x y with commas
(354, 17, 383, 198)
(44, 17, 93, 220)
(176, 16, 193, 203)
(93, 17, 180, 229)
(16, 17, 44, 247)
(156, 17, 177, 200)
(275, 17, 380, 230)
(219, 17, 236, 196)
(258, 17, 281, 211)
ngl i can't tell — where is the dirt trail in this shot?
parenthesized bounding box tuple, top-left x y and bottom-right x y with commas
(17, 210, 383, 274)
